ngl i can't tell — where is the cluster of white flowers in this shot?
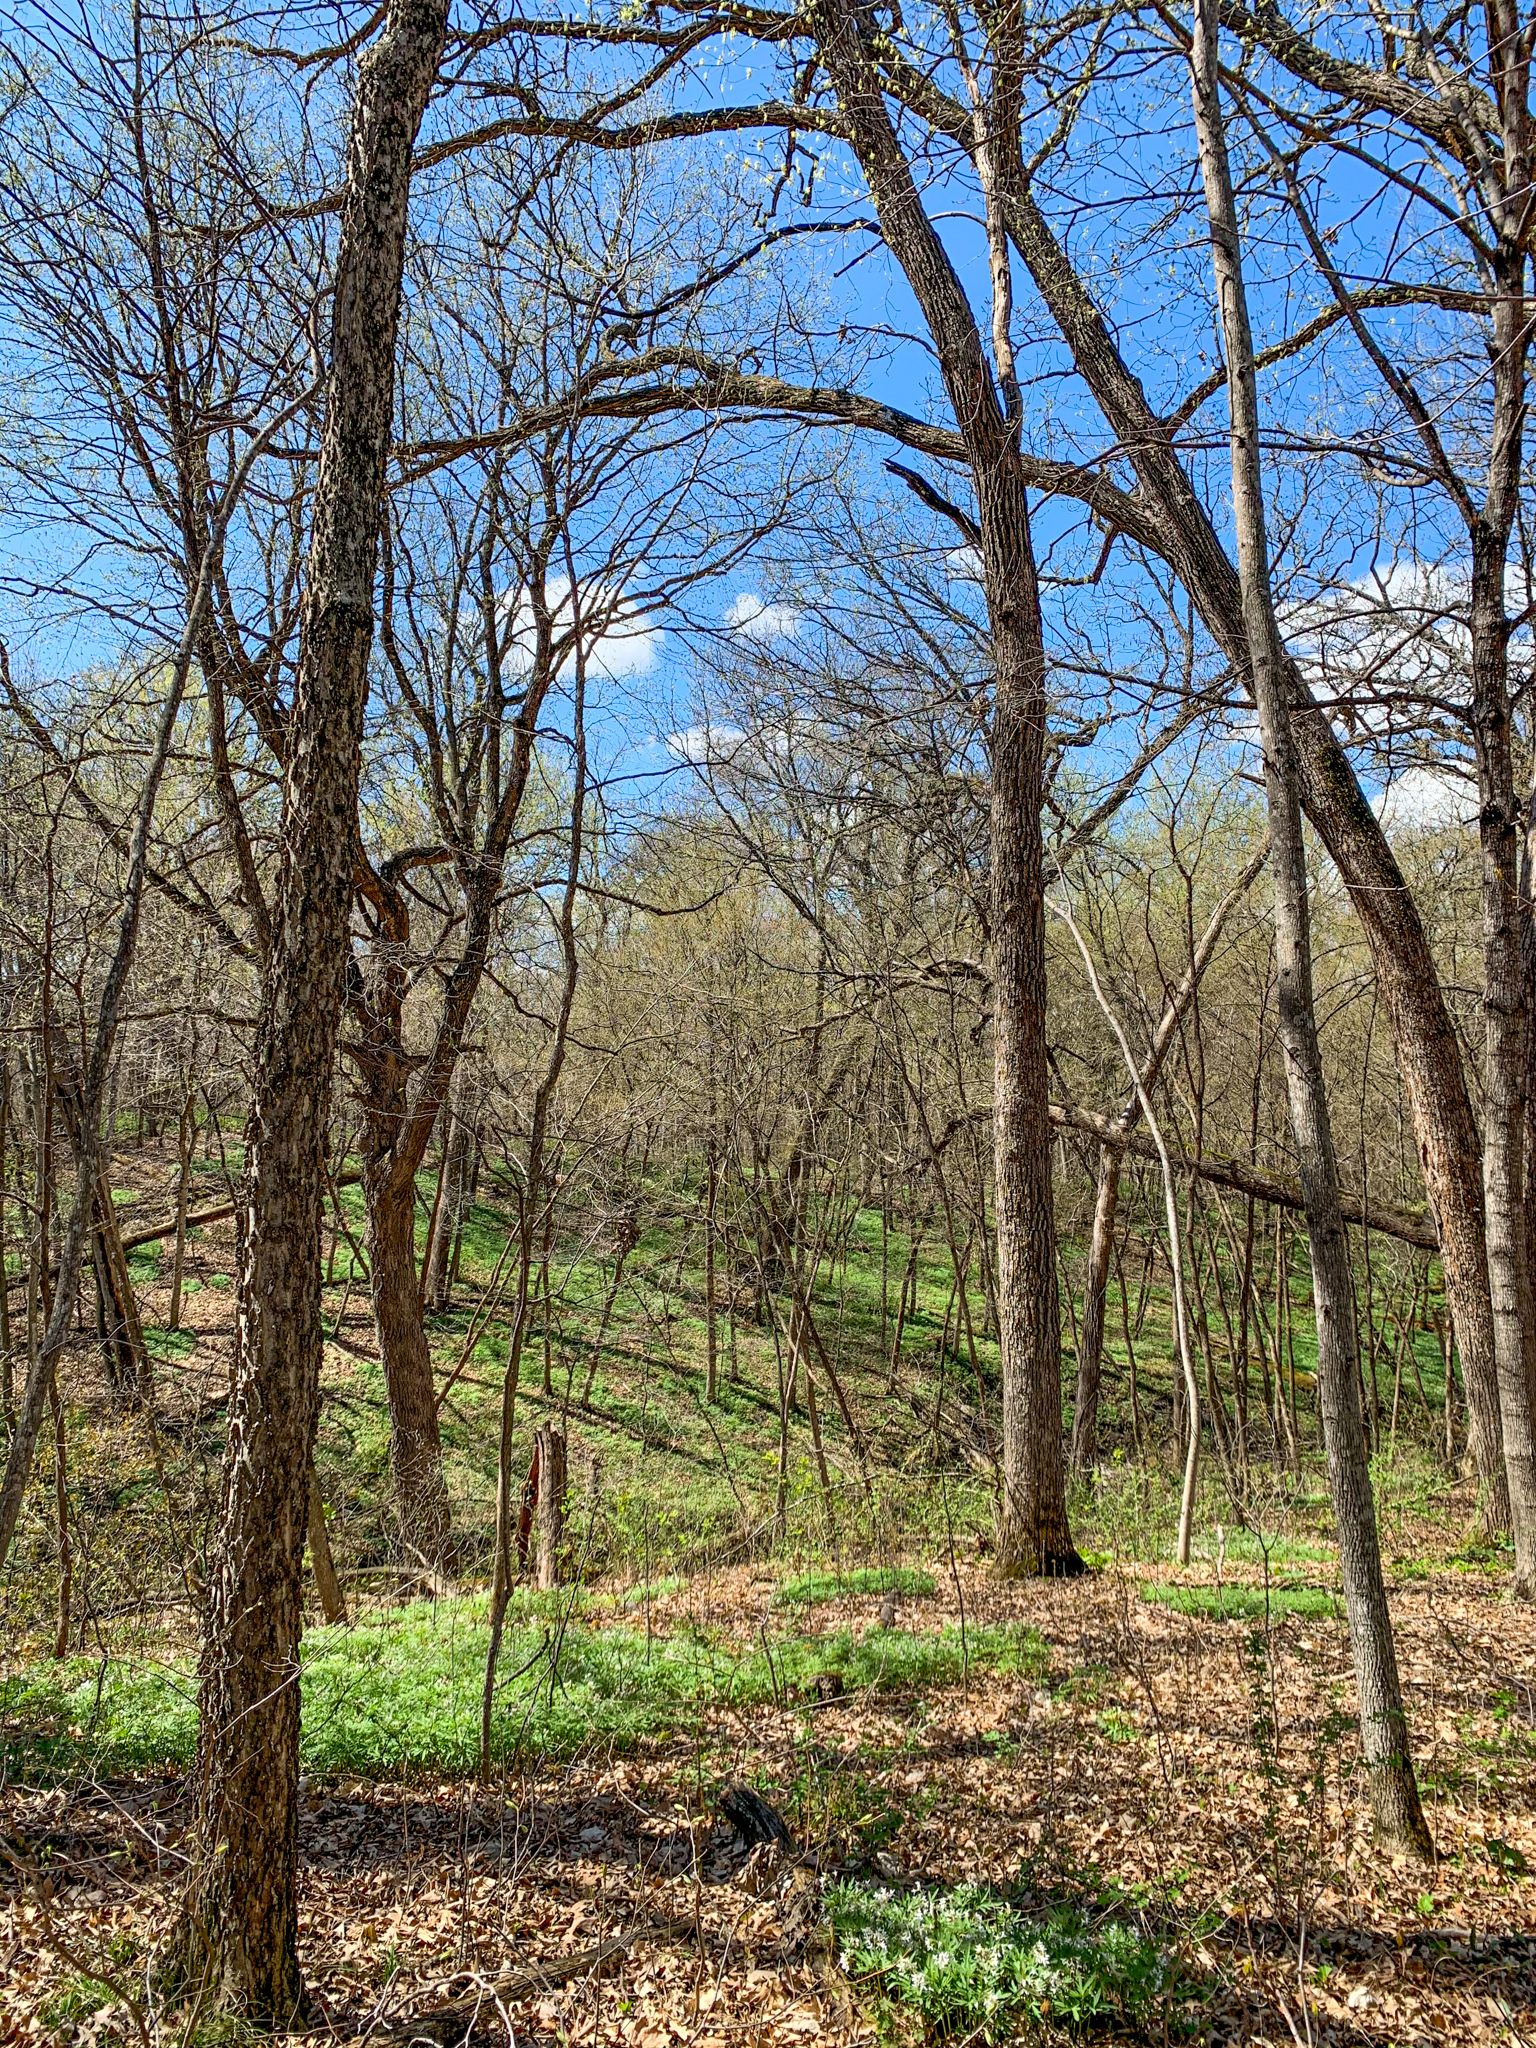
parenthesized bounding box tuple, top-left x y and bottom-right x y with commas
(827, 1876, 1167, 2037)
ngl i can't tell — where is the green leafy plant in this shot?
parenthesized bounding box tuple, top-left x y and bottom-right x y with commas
(1094, 1708, 1137, 1745)
(827, 1880, 1168, 2037)
(3, 1603, 1048, 1780)
(144, 1326, 197, 1362)
(37, 1977, 109, 2031)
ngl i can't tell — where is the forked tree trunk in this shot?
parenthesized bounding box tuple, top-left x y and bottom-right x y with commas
(171, 0, 449, 2017)
(1192, 4, 1432, 1859)
(365, 1163, 452, 1562)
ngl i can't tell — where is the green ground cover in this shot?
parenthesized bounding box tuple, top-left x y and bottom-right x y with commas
(1, 1598, 1048, 1781)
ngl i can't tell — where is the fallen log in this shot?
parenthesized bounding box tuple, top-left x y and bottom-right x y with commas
(2, 1170, 365, 1294)
(1046, 1101, 1437, 1250)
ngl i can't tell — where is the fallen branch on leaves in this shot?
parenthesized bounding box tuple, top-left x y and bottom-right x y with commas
(336, 1917, 700, 2047)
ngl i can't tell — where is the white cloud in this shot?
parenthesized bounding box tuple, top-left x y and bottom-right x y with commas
(946, 545, 983, 584)
(1371, 766, 1477, 835)
(1284, 558, 1535, 732)
(666, 719, 795, 770)
(726, 591, 799, 641)
(667, 723, 737, 765)
(498, 577, 663, 681)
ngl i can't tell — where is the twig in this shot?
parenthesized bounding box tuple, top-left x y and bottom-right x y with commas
(334, 1918, 699, 2046)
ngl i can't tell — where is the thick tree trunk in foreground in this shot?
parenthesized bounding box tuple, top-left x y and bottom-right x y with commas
(1193, 3, 1432, 1858)
(172, 0, 449, 2019)
(365, 1161, 452, 1562)
(998, 176, 1508, 1531)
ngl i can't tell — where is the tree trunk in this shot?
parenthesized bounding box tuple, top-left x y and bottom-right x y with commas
(168, 1081, 196, 1331)
(985, 458, 1082, 1578)
(999, 173, 1507, 1531)
(534, 1422, 566, 1591)
(704, 1150, 719, 1403)
(89, 1169, 149, 1405)
(1470, 509, 1536, 1596)
(1072, 1145, 1122, 1471)
(365, 1161, 452, 1563)
(805, 0, 1078, 1574)
(307, 1464, 346, 1626)
(1071, 845, 1266, 1469)
(426, 1069, 476, 1311)
(49, 1021, 149, 1405)
(1192, 4, 1432, 1859)
(49, 1371, 70, 1659)
(172, 0, 449, 2017)
(0, 1057, 11, 1406)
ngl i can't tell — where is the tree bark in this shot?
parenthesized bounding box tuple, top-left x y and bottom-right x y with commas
(996, 167, 1508, 1531)
(534, 1422, 566, 1591)
(1472, 522, 1536, 1594)
(1467, 226, 1536, 1591)
(171, 0, 449, 2018)
(365, 1158, 452, 1562)
(811, 0, 1079, 1573)
(986, 457, 1082, 1575)
(1192, 2, 1432, 1858)
(426, 1066, 476, 1311)
(704, 1149, 719, 1403)
(168, 1080, 196, 1331)
(307, 1464, 347, 1626)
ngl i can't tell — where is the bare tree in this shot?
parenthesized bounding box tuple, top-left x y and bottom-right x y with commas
(1191, 0, 1432, 1856)
(169, 0, 450, 2015)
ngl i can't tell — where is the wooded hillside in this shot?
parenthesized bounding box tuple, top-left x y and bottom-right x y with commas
(1, 0, 1535, 2039)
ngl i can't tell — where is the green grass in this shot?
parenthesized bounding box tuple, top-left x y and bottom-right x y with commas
(144, 1326, 196, 1362)
(610, 1576, 687, 1609)
(1, 1600, 1048, 1781)
(775, 1565, 937, 1606)
(37, 1978, 112, 2031)
(1139, 1582, 1341, 1622)
(827, 1880, 1170, 2036)
(1216, 1529, 1333, 1568)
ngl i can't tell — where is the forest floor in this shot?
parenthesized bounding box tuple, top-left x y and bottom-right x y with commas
(5, 1544, 1536, 2046)
(4, 1138, 1529, 2043)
